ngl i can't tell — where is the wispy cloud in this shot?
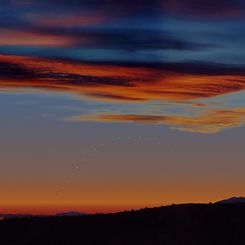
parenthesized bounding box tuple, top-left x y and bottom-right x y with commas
(0, 28, 74, 47)
(161, 0, 245, 19)
(1, 54, 245, 133)
(26, 12, 106, 28)
(0, 25, 211, 51)
(1, 0, 245, 67)
(67, 107, 245, 133)
(1, 55, 245, 102)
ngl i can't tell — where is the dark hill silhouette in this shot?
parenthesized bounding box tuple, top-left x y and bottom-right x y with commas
(55, 211, 87, 217)
(0, 211, 87, 220)
(0, 212, 86, 220)
(0, 203, 245, 245)
(215, 196, 245, 204)
(0, 214, 33, 220)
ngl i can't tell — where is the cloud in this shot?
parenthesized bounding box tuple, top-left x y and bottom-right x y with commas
(1, 0, 241, 51)
(1, 54, 245, 133)
(0, 55, 245, 102)
(8, 0, 245, 20)
(59, 29, 211, 51)
(67, 107, 245, 133)
(25, 12, 106, 28)
(0, 28, 74, 47)
(162, 0, 245, 19)
(0, 23, 211, 51)
(1, 0, 241, 56)
(11, 0, 245, 18)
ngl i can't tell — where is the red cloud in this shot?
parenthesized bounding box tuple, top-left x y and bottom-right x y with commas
(0, 29, 74, 47)
(26, 12, 106, 28)
(0, 54, 245, 103)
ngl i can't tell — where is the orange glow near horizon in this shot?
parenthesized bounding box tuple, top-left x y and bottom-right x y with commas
(0, 186, 243, 215)
(0, 168, 244, 215)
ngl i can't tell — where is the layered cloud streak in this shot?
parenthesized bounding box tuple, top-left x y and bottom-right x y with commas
(1, 1, 245, 133)
(1, 54, 245, 133)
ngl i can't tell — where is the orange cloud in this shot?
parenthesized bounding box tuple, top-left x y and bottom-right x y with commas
(0, 29, 74, 47)
(1, 55, 245, 103)
(67, 107, 245, 133)
(2, 54, 244, 133)
(26, 12, 106, 28)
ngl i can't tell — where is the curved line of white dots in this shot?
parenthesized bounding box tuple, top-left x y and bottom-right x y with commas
(55, 135, 162, 200)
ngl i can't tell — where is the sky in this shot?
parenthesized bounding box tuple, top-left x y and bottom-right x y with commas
(0, 0, 245, 214)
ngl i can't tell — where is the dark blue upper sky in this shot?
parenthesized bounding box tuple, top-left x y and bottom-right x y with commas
(1, 0, 245, 65)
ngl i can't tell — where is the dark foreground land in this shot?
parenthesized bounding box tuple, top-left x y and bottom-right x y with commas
(0, 204, 245, 245)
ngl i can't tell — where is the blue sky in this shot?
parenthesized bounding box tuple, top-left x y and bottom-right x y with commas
(0, 0, 245, 65)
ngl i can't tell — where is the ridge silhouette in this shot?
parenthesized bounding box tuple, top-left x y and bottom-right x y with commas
(0, 202, 245, 245)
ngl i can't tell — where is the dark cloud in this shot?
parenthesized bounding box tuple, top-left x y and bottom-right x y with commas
(42, 28, 211, 51)
(154, 62, 245, 76)
(2, 0, 244, 35)
(68, 60, 245, 76)
(0, 24, 212, 51)
(85, 93, 145, 102)
(0, 60, 132, 87)
(1, 55, 245, 102)
(66, 29, 211, 51)
(0, 61, 37, 79)
(3, 56, 245, 81)
(0, 0, 241, 61)
(161, 0, 245, 18)
(7, 0, 245, 19)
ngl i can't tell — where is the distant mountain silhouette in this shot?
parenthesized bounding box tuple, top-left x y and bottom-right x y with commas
(0, 211, 87, 220)
(215, 197, 245, 204)
(55, 211, 87, 217)
(0, 214, 33, 220)
(1, 203, 245, 245)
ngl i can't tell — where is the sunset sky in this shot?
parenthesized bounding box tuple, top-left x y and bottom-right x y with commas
(0, 0, 245, 214)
